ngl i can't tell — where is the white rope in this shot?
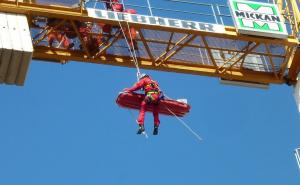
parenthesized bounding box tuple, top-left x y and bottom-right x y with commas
(146, 0, 153, 16)
(57, 33, 65, 48)
(105, 0, 140, 72)
(127, 108, 149, 138)
(105, 0, 140, 76)
(117, 20, 141, 75)
(125, 22, 140, 66)
(161, 92, 202, 142)
(295, 148, 300, 170)
(163, 105, 203, 143)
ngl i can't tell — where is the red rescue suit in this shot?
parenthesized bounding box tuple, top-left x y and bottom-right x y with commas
(103, 0, 120, 10)
(47, 18, 72, 49)
(48, 32, 71, 48)
(125, 76, 161, 126)
(98, 2, 123, 34)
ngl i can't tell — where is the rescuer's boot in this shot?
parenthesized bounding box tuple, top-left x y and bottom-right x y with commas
(153, 125, 159, 135)
(136, 124, 145, 135)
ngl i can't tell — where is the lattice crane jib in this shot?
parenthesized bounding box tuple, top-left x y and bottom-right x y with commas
(0, 0, 299, 86)
(275, 0, 300, 83)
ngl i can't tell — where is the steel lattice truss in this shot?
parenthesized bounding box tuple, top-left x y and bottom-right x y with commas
(1, 0, 299, 85)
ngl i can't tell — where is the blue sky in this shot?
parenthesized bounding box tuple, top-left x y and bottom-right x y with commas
(1, 0, 300, 185)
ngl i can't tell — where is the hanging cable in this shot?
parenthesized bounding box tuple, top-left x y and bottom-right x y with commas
(163, 104, 203, 143)
(161, 92, 202, 142)
(123, 96, 149, 138)
(127, 108, 149, 138)
(104, 0, 141, 75)
(98, 0, 141, 77)
(118, 92, 148, 138)
(125, 22, 139, 66)
(117, 20, 141, 75)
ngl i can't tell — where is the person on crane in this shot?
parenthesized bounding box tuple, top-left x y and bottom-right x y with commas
(98, 1, 124, 44)
(98, 1, 124, 34)
(76, 21, 102, 55)
(47, 18, 74, 49)
(103, 0, 121, 11)
(123, 74, 161, 135)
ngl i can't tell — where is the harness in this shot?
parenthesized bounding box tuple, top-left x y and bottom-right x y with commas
(143, 80, 160, 103)
(144, 80, 160, 94)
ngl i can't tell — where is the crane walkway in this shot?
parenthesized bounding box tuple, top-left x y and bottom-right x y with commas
(0, 0, 299, 86)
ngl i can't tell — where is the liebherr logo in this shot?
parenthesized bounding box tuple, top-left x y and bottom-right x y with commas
(228, 0, 287, 39)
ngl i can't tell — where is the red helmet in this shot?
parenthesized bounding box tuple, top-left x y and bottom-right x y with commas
(112, 3, 124, 12)
(125, 9, 137, 14)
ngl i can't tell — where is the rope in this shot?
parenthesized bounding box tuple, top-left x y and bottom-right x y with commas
(104, 0, 141, 76)
(117, 20, 141, 75)
(125, 22, 140, 65)
(99, 0, 140, 74)
(161, 92, 202, 142)
(163, 104, 203, 143)
(127, 108, 149, 138)
(121, 92, 148, 138)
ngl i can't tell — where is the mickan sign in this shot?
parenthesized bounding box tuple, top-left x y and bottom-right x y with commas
(87, 8, 225, 34)
(228, 0, 288, 39)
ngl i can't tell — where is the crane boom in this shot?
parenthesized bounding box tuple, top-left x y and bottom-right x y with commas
(0, 0, 299, 86)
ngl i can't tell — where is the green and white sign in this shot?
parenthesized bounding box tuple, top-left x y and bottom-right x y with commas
(228, 0, 288, 39)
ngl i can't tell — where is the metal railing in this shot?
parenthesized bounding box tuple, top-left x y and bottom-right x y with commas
(85, 0, 227, 25)
(7, 0, 295, 37)
(9, 0, 292, 29)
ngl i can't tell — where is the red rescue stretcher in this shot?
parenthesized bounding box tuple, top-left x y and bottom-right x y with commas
(116, 92, 191, 117)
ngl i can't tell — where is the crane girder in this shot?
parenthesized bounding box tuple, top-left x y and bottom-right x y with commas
(33, 46, 284, 84)
(0, 0, 299, 85)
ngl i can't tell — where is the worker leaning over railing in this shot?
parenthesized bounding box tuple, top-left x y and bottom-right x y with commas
(47, 18, 74, 49)
(98, 0, 124, 35)
(97, 1, 138, 51)
(76, 21, 102, 55)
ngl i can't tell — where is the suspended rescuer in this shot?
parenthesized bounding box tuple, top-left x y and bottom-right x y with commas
(123, 74, 162, 135)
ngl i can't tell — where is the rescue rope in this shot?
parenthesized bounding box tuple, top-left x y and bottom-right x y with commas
(120, 92, 148, 138)
(95, 0, 141, 77)
(105, 0, 141, 76)
(117, 20, 141, 75)
(162, 92, 203, 142)
(163, 105, 203, 142)
(127, 108, 149, 138)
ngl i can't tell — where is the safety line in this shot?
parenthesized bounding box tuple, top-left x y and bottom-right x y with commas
(117, 20, 141, 75)
(106, 0, 141, 75)
(125, 22, 140, 68)
(295, 148, 300, 170)
(127, 108, 149, 139)
(163, 105, 203, 142)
